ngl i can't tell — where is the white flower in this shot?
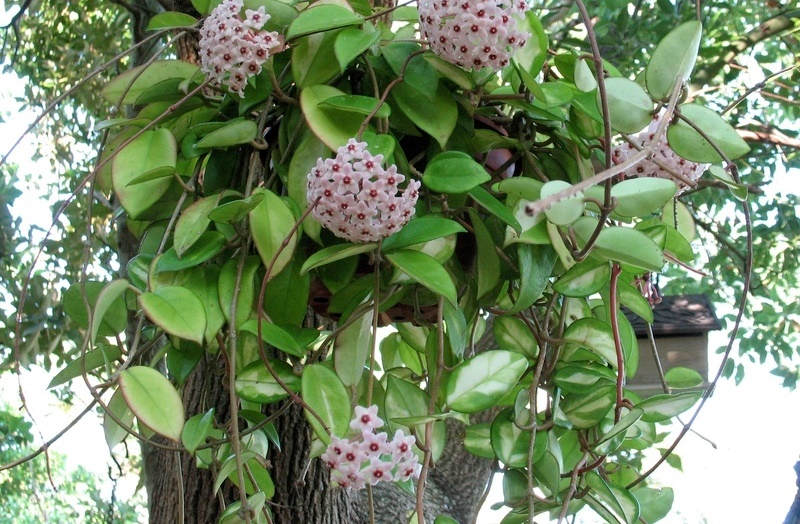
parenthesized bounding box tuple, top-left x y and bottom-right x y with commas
(199, 0, 283, 97)
(307, 139, 420, 243)
(418, 0, 530, 71)
(611, 113, 709, 193)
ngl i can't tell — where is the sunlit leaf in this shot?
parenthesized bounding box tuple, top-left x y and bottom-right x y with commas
(446, 351, 528, 413)
(119, 366, 185, 441)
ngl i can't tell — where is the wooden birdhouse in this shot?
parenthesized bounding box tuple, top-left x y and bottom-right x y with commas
(625, 294, 721, 395)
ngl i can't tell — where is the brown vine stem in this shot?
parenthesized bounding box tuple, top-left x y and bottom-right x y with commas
(557, 450, 590, 523)
(608, 264, 625, 422)
(415, 297, 446, 524)
(366, 239, 383, 407)
(524, 75, 685, 218)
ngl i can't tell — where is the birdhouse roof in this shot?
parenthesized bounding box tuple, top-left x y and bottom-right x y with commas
(625, 294, 721, 337)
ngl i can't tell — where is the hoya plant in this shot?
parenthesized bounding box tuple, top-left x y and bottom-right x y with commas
(3, 0, 771, 523)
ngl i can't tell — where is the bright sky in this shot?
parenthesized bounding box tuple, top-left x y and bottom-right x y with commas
(2, 69, 799, 523)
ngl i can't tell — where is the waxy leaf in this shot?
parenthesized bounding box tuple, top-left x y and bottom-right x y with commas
(119, 366, 185, 441)
(139, 286, 207, 345)
(392, 82, 457, 149)
(90, 280, 130, 345)
(156, 231, 226, 273)
(182, 408, 215, 455)
(196, 119, 258, 149)
(249, 188, 298, 280)
(300, 84, 363, 150)
(560, 385, 616, 429)
(469, 208, 500, 300)
(490, 409, 543, 467)
(236, 359, 301, 404)
(509, 244, 556, 314)
(446, 351, 528, 413)
(301, 364, 351, 443)
(112, 129, 176, 219)
(664, 367, 704, 389)
(146, 11, 198, 30)
(49, 344, 122, 388)
(469, 185, 521, 232)
(634, 487, 674, 523)
(335, 27, 380, 72)
(541, 180, 584, 226)
(463, 423, 494, 459)
(668, 104, 751, 163)
(240, 319, 307, 358)
(104, 387, 134, 450)
(382, 217, 466, 252)
(602, 77, 654, 134)
(385, 249, 458, 306)
(218, 256, 260, 328)
(63, 281, 128, 338)
(174, 194, 219, 256)
(553, 258, 611, 298)
(208, 193, 266, 224)
(611, 177, 677, 218)
(300, 242, 377, 274)
(320, 94, 390, 118)
(585, 471, 641, 524)
(102, 60, 200, 105)
(423, 151, 491, 194)
(646, 21, 702, 100)
(564, 318, 618, 369)
(334, 310, 373, 386)
(493, 316, 538, 358)
(553, 364, 616, 394)
(637, 391, 702, 422)
(286, 4, 361, 40)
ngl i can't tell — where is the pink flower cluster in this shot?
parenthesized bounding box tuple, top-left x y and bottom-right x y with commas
(321, 406, 421, 490)
(199, 0, 283, 96)
(418, 0, 530, 71)
(611, 113, 709, 194)
(307, 139, 420, 243)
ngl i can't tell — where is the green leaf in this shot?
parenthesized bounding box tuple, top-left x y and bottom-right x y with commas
(446, 351, 528, 413)
(463, 423, 494, 459)
(611, 177, 677, 218)
(585, 471, 641, 524)
(215, 451, 257, 494)
(250, 187, 299, 280)
(239, 319, 307, 358)
(320, 95, 390, 118)
(385, 250, 458, 306)
(263, 252, 311, 326)
(384, 374, 430, 431)
(301, 364, 351, 443)
(49, 344, 122, 389)
(104, 387, 134, 450)
(63, 281, 128, 338)
(235, 359, 301, 403)
(174, 194, 219, 256)
(286, 4, 361, 40)
(618, 280, 654, 324)
(139, 286, 207, 345)
(553, 364, 616, 394)
(392, 82, 456, 149)
(553, 258, 611, 298)
(541, 180, 584, 226)
(292, 30, 343, 88)
(602, 77, 654, 134)
(469, 208, 500, 301)
(90, 280, 130, 345)
(573, 223, 664, 272)
(334, 311, 373, 387)
(634, 487, 674, 523)
(509, 244, 556, 314)
(469, 185, 521, 232)
(574, 58, 597, 92)
(513, 11, 549, 80)
(300, 242, 377, 274)
(664, 367, 704, 389)
(424, 53, 474, 90)
(668, 104, 751, 162)
(156, 231, 226, 273)
(490, 409, 540, 467)
(493, 316, 537, 358)
(112, 129, 176, 219)
(423, 151, 492, 194)
(564, 318, 618, 369)
(382, 217, 466, 251)
(196, 119, 258, 149)
(182, 408, 215, 454)
(560, 385, 616, 429)
(334, 27, 380, 72)
(119, 366, 185, 441)
(645, 21, 702, 100)
(208, 193, 265, 224)
(637, 391, 702, 422)
(102, 60, 201, 105)
(594, 408, 643, 455)
(707, 165, 749, 201)
(300, 84, 364, 150)
(146, 11, 198, 30)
